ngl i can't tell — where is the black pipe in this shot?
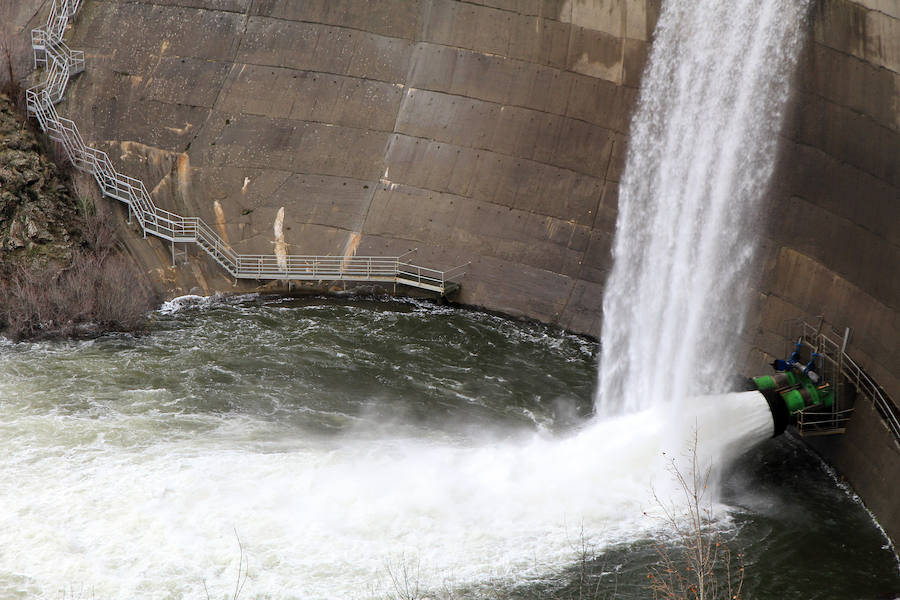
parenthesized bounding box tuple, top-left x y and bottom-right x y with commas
(760, 387, 790, 437)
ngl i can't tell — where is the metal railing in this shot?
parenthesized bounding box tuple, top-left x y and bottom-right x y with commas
(26, 0, 466, 295)
(794, 406, 855, 436)
(787, 319, 900, 443)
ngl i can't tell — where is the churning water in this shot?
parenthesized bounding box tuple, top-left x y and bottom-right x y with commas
(598, 0, 809, 413)
(1, 297, 898, 599)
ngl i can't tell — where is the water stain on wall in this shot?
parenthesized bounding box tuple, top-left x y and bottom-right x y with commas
(213, 200, 229, 244)
(176, 153, 191, 202)
(343, 231, 362, 259)
(273, 206, 287, 271)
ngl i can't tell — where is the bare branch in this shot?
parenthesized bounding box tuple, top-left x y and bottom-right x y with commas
(648, 430, 744, 600)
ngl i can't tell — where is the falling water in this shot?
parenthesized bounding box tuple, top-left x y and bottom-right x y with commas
(597, 0, 809, 414)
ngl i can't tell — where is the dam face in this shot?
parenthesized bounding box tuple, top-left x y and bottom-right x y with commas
(9, 0, 899, 544)
(742, 0, 900, 545)
(44, 0, 663, 333)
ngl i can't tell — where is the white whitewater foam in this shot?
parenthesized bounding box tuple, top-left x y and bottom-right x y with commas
(0, 390, 773, 599)
(158, 293, 260, 314)
(597, 0, 809, 414)
(158, 294, 209, 314)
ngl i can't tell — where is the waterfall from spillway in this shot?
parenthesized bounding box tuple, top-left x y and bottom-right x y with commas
(597, 0, 809, 415)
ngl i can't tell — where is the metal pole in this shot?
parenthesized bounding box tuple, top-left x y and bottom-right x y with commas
(838, 328, 850, 424)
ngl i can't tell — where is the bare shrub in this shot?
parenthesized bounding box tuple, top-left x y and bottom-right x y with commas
(203, 528, 250, 600)
(648, 433, 744, 600)
(0, 248, 154, 340)
(569, 524, 616, 600)
(384, 554, 424, 600)
(78, 192, 119, 259)
(0, 198, 157, 340)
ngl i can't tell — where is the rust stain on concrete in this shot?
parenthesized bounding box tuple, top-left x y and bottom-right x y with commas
(343, 231, 362, 259)
(546, 218, 560, 238)
(115, 141, 175, 167)
(164, 123, 193, 136)
(176, 153, 191, 201)
(572, 51, 623, 83)
(188, 261, 210, 295)
(341, 231, 362, 274)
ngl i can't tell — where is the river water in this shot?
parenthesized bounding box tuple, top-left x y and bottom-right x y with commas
(1, 296, 897, 599)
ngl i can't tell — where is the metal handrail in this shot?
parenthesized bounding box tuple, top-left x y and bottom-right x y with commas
(789, 319, 899, 443)
(795, 406, 855, 434)
(26, 0, 466, 295)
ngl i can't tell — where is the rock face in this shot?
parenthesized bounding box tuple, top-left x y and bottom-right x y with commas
(0, 93, 156, 340)
(0, 95, 80, 265)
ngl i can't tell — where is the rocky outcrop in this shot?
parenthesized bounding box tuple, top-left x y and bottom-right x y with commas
(0, 93, 155, 339)
(0, 94, 81, 266)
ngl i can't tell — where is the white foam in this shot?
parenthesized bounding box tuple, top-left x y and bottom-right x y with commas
(158, 294, 209, 314)
(157, 293, 260, 315)
(0, 391, 774, 599)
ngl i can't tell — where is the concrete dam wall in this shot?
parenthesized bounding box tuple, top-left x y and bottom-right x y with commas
(28, 0, 661, 333)
(11, 0, 899, 541)
(743, 0, 900, 546)
(747, 0, 898, 407)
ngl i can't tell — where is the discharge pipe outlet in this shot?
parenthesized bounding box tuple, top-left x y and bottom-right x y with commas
(758, 387, 791, 437)
(744, 374, 835, 437)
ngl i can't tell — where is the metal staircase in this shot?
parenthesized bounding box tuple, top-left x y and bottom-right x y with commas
(26, 0, 465, 296)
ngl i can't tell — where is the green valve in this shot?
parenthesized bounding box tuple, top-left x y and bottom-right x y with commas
(753, 376, 776, 391)
(753, 371, 797, 391)
(781, 387, 810, 413)
(779, 382, 834, 414)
